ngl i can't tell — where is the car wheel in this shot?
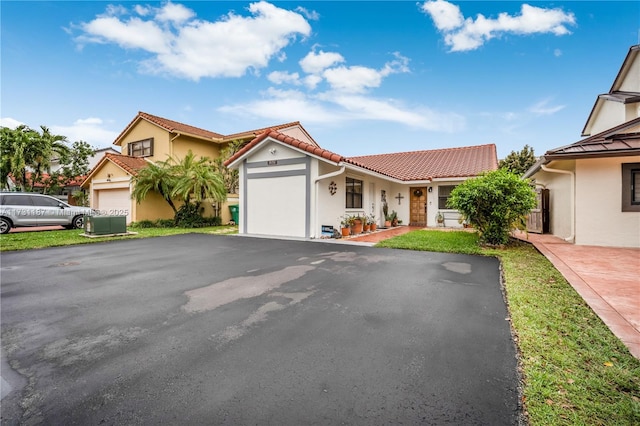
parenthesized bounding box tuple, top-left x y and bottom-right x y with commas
(0, 217, 11, 234)
(72, 215, 84, 229)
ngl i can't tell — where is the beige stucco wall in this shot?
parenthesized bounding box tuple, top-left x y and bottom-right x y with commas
(172, 136, 220, 161)
(575, 156, 640, 247)
(119, 120, 171, 162)
(619, 53, 640, 92)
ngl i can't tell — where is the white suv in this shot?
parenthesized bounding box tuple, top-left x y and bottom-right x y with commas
(0, 192, 94, 234)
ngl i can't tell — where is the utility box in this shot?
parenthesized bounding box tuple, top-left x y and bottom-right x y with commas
(84, 215, 127, 235)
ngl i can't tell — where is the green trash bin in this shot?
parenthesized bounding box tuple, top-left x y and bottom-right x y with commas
(229, 205, 239, 224)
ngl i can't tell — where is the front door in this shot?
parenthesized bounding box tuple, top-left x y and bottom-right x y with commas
(410, 187, 427, 226)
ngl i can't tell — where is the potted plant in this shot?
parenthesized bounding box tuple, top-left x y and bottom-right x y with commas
(339, 215, 351, 237)
(368, 213, 377, 231)
(389, 210, 398, 227)
(436, 211, 444, 226)
(352, 215, 364, 234)
(382, 202, 391, 227)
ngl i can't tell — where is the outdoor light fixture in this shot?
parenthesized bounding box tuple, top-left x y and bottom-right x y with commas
(428, 187, 432, 193)
(269, 148, 277, 155)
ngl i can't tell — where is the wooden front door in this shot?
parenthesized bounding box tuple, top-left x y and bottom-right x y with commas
(410, 187, 427, 226)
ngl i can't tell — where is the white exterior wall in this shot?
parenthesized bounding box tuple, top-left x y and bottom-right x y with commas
(425, 181, 467, 228)
(239, 141, 310, 238)
(575, 156, 640, 247)
(531, 161, 575, 240)
(590, 101, 626, 135)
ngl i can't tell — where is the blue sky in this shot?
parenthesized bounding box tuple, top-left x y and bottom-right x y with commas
(1, 1, 638, 159)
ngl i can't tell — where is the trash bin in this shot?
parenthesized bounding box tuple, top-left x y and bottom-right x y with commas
(229, 205, 239, 224)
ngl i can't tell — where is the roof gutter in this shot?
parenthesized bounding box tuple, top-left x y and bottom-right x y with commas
(540, 164, 575, 243)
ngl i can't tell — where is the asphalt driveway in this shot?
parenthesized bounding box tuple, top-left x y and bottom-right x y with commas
(1, 234, 520, 424)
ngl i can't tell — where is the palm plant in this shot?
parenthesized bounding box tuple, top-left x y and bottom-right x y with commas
(171, 150, 226, 205)
(131, 159, 179, 214)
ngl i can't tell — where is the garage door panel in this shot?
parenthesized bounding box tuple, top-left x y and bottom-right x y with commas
(96, 189, 132, 223)
(247, 176, 306, 237)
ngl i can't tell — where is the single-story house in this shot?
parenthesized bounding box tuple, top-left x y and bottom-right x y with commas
(82, 111, 318, 224)
(225, 129, 498, 239)
(524, 45, 640, 248)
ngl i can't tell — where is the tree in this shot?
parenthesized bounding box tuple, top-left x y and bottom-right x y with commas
(498, 144, 537, 176)
(131, 159, 179, 215)
(447, 169, 537, 245)
(131, 150, 226, 226)
(214, 139, 244, 194)
(171, 151, 226, 205)
(29, 126, 70, 191)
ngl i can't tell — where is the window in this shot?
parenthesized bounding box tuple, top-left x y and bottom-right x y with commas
(346, 177, 363, 208)
(128, 138, 153, 157)
(438, 185, 456, 209)
(622, 163, 640, 212)
(1, 195, 34, 206)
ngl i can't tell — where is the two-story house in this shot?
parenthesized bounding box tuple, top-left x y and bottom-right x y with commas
(524, 45, 640, 248)
(81, 111, 318, 224)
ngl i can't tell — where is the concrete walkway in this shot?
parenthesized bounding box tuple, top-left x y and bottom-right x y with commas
(514, 231, 640, 359)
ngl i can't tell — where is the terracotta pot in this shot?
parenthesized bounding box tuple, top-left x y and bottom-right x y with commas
(370, 223, 377, 231)
(341, 227, 350, 237)
(363, 224, 371, 232)
(384, 220, 391, 227)
(352, 219, 363, 234)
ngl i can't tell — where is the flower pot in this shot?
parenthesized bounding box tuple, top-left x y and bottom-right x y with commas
(370, 223, 377, 231)
(384, 220, 391, 228)
(352, 219, 363, 234)
(341, 227, 350, 237)
(363, 224, 371, 232)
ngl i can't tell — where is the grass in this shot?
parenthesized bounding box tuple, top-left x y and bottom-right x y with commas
(377, 229, 640, 425)
(0, 225, 238, 251)
(2, 227, 639, 424)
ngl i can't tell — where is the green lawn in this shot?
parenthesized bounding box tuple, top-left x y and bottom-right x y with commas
(2, 227, 638, 424)
(0, 225, 237, 251)
(378, 230, 640, 426)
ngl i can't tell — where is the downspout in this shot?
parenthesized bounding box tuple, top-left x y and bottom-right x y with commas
(540, 164, 575, 243)
(313, 165, 346, 238)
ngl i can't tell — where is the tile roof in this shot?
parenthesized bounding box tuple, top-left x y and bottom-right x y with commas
(112, 112, 317, 147)
(225, 129, 343, 166)
(546, 116, 640, 159)
(104, 153, 149, 176)
(226, 129, 498, 181)
(347, 144, 498, 181)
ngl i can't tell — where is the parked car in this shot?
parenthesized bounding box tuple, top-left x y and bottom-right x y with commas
(0, 192, 94, 234)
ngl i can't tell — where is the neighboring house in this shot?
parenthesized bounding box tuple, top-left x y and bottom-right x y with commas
(225, 129, 497, 239)
(81, 111, 317, 224)
(525, 45, 640, 248)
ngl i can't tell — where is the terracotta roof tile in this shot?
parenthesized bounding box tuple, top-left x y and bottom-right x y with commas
(226, 130, 498, 181)
(138, 111, 224, 139)
(105, 153, 149, 176)
(223, 121, 301, 141)
(347, 144, 498, 181)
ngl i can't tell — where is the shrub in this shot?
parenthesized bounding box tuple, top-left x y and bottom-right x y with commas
(155, 219, 176, 228)
(447, 169, 536, 245)
(131, 220, 155, 229)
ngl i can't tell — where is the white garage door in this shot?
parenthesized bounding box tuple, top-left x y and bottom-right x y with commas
(246, 175, 306, 238)
(96, 188, 132, 223)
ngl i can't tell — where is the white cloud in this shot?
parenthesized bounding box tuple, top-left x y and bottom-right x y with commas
(420, 0, 463, 31)
(268, 71, 301, 85)
(0, 117, 25, 129)
(51, 117, 119, 148)
(299, 50, 345, 74)
(421, 1, 576, 52)
(554, 48, 562, 57)
(529, 99, 565, 115)
(322, 53, 409, 94)
(219, 87, 464, 132)
(75, 1, 311, 80)
(295, 6, 320, 21)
